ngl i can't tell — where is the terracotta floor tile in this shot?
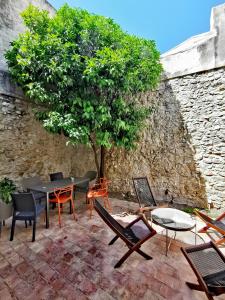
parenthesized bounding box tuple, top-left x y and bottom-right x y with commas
(0, 197, 218, 300)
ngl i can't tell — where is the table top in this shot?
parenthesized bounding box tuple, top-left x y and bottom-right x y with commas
(29, 177, 89, 193)
(151, 207, 195, 231)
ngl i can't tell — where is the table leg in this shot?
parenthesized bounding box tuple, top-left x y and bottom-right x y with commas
(195, 223, 197, 245)
(46, 192, 49, 228)
(166, 229, 168, 256)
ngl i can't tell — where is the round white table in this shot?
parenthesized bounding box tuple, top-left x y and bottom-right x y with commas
(151, 208, 197, 255)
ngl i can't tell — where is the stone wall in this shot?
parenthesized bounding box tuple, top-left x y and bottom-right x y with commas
(0, 94, 72, 184)
(106, 67, 225, 208)
(0, 1, 224, 208)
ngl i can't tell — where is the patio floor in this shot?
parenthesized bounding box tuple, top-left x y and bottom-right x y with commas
(0, 196, 224, 300)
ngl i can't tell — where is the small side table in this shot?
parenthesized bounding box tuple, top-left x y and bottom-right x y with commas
(151, 208, 198, 256)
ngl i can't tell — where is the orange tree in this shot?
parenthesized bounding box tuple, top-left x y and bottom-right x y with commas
(5, 4, 162, 177)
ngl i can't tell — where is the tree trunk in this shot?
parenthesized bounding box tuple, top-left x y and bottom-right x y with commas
(100, 145, 105, 178)
(89, 136, 100, 178)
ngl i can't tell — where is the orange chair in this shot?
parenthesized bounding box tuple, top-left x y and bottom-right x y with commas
(49, 185, 76, 227)
(87, 178, 111, 218)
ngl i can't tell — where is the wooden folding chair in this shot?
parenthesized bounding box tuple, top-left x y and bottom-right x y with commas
(94, 200, 157, 268)
(195, 210, 225, 245)
(181, 241, 225, 300)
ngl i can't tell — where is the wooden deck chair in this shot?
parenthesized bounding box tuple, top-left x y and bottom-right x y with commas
(195, 210, 225, 245)
(132, 176, 167, 214)
(94, 200, 157, 268)
(181, 241, 225, 300)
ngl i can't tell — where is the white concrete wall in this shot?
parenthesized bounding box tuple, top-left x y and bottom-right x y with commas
(161, 3, 225, 79)
(0, 0, 55, 98)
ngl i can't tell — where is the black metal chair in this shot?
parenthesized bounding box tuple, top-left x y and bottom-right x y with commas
(132, 176, 167, 214)
(49, 172, 64, 181)
(49, 172, 64, 209)
(10, 193, 46, 242)
(94, 200, 156, 268)
(75, 170, 97, 202)
(181, 241, 225, 300)
(21, 176, 45, 204)
(76, 171, 97, 193)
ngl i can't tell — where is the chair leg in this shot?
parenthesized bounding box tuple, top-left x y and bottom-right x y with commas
(25, 220, 28, 228)
(10, 219, 16, 241)
(58, 202, 62, 227)
(3, 220, 5, 226)
(86, 193, 89, 204)
(106, 196, 112, 212)
(69, 201, 72, 214)
(109, 235, 119, 245)
(89, 198, 94, 218)
(71, 199, 77, 221)
(135, 248, 152, 260)
(186, 282, 214, 300)
(198, 225, 209, 233)
(32, 220, 36, 242)
(29, 220, 32, 226)
(45, 207, 48, 228)
(114, 248, 134, 268)
(186, 282, 204, 291)
(215, 236, 225, 245)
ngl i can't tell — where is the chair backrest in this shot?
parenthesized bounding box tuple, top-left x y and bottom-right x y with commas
(54, 185, 73, 200)
(181, 241, 225, 295)
(84, 171, 97, 181)
(50, 172, 64, 181)
(132, 177, 157, 207)
(94, 200, 125, 238)
(21, 176, 42, 190)
(12, 193, 36, 212)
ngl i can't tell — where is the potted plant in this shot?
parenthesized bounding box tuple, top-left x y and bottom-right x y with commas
(0, 178, 16, 221)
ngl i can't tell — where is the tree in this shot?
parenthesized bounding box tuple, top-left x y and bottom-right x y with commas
(5, 4, 163, 177)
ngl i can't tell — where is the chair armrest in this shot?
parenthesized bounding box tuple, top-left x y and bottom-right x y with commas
(194, 209, 213, 223)
(216, 212, 225, 222)
(139, 215, 157, 232)
(125, 216, 143, 228)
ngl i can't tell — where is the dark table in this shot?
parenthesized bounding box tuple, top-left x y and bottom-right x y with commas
(30, 177, 89, 228)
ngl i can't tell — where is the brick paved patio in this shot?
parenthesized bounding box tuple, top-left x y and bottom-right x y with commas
(0, 196, 224, 300)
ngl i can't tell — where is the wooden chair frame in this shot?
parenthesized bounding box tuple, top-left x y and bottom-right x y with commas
(181, 241, 225, 300)
(94, 200, 157, 268)
(195, 210, 225, 245)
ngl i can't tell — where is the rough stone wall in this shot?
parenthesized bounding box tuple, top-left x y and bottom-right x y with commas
(106, 67, 225, 208)
(0, 94, 76, 185)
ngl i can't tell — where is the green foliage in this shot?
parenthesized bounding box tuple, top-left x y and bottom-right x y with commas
(182, 207, 198, 214)
(0, 178, 16, 204)
(5, 4, 163, 174)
